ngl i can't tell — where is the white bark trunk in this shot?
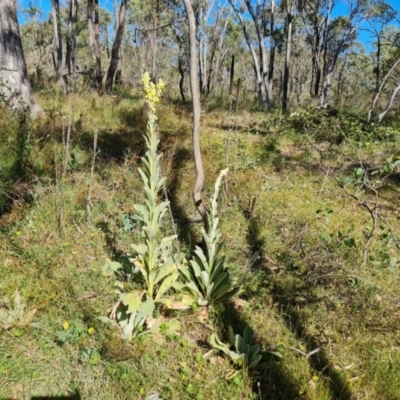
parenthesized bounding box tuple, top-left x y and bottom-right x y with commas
(378, 84, 400, 123)
(227, 0, 267, 106)
(183, 0, 207, 225)
(368, 57, 400, 121)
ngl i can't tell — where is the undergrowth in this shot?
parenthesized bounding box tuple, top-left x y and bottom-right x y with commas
(0, 91, 399, 400)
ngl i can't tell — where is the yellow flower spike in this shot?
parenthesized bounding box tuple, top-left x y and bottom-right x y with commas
(141, 72, 165, 116)
(62, 321, 70, 330)
(88, 327, 95, 335)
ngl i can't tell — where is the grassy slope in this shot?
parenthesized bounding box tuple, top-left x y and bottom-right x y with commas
(0, 92, 399, 400)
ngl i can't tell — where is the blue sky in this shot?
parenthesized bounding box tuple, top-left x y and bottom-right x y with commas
(17, 0, 400, 52)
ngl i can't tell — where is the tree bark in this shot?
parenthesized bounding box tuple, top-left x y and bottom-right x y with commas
(320, 25, 356, 108)
(207, 8, 233, 94)
(368, 56, 400, 121)
(178, 55, 186, 102)
(183, 0, 207, 226)
(206, 6, 222, 95)
(51, 0, 67, 95)
(378, 83, 400, 123)
(227, 0, 267, 106)
(0, 0, 41, 114)
(105, 0, 127, 94)
(87, 0, 102, 90)
(374, 35, 380, 92)
(282, 1, 293, 114)
(243, 0, 273, 107)
(269, 0, 275, 92)
(66, 0, 77, 92)
(229, 55, 235, 96)
(114, 0, 122, 85)
(198, 33, 205, 94)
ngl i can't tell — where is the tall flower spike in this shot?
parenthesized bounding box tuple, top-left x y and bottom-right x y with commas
(142, 71, 165, 116)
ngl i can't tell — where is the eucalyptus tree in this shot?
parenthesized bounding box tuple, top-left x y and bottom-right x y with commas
(51, 0, 68, 94)
(298, 0, 337, 98)
(128, 0, 173, 82)
(227, 0, 273, 107)
(105, 0, 128, 93)
(66, 0, 78, 91)
(206, 5, 234, 95)
(242, 0, 275, 106)
(368, 26, 400, 121)
(282, 0, 296, 113)
(364, 0, 397, 91)
(320, 0, 371, 107)
(0, 0, 41, 113)
(193, 0, 215, 95)
(166, 0, 190, 101)
(183, 0, 207, 225)
(87, 0, 102, 90)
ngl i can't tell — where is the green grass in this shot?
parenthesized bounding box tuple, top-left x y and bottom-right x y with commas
(0, 92, 399, 399)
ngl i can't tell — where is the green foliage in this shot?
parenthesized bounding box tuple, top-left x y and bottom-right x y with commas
(117, 294, 155, 340)
(113, 74, 178, 340)
(179, 169, 240, 306)
(2, 86, 400, 399)
(210, 326, 261, 369)
(0, 107, 33, 212)
(0, 290, 29, 330)
(286, 109, 397, 143)
(371, 155, 400, 175)
(127, 75, 178, 302)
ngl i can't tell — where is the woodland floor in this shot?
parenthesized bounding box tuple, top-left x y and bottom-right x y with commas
(0, 90, 400, 400)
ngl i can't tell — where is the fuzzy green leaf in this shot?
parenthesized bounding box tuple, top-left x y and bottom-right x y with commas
(119, 291, 142, 314)
(155, 273, 177, 301)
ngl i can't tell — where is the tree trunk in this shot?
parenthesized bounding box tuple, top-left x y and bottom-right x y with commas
(178, 56, 186, 102)
(282, 1, 293, 114)
(376, 36, 381, 92)
(183, 0, 207, 226)
(0, 0, 41, 114)
(114, 0, 123, 85)
(66, 0, 77, 92)
(378, 83, 400, 123)
(269, 0, 275, 92)
(227, 0, 267, 106)
(115, 51, 123, 85)
(51, 0, 67, 94)
(206, 7, 222, 95)
(207, 7, 232, 96)
(87, 0, 102, 90)
(229, 55, 235, 96)
(150, 1, 159, 82)
(320, 24, 356, 108)
(198, 34, 205, 94)
(308, 27, 321, 98)
(368, 57, 400, 121)
(243, 0, 273, 107)
(105, 0, 127, 94)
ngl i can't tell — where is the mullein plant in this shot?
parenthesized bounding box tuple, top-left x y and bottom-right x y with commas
(210, 326, 262, 370)
(116, 72, 180, 340)
(179, 169, 241, 306)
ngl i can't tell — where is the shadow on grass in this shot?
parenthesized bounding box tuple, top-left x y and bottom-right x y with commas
(166, 146, 199, 249)
(219, 302, 301, 400)
(77, 106, 147, 162)
(271, 286, 353, 400)
(245, 212, 353, 400)
(31, 390, 80, 400)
